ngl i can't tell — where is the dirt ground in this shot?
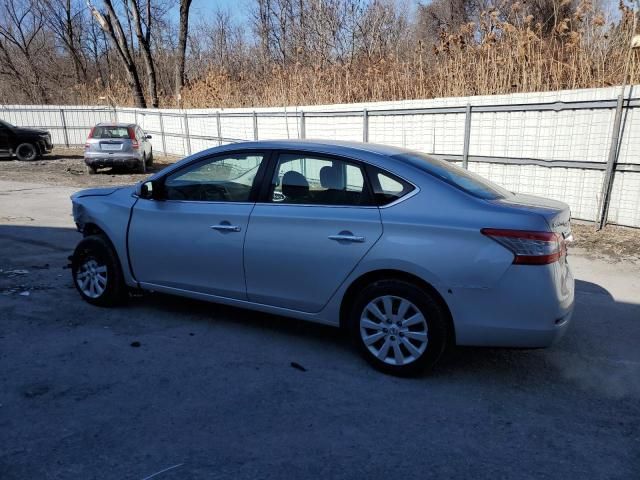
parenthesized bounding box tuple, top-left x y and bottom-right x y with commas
(0, 148, 181, 188)
(1, 147, 639, 263)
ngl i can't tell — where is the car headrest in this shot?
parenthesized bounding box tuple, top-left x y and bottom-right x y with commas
(320, 165, 342, 190)
(281, 171, 309, 200)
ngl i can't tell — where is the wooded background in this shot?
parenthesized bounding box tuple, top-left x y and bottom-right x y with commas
(0, 0, 638, 108)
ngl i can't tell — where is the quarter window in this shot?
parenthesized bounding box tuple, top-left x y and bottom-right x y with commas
(370, 169, 414, 206)
(270, 154, 370, 206)
(164, 153, 265, 202)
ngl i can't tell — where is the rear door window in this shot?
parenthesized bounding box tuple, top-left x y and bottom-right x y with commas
(269, 153, 371, 206)
(92, 126, 130, 139)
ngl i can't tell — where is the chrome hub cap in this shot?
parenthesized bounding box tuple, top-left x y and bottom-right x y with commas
(76, 259, 107, 298)
(360, 295, 428, 366)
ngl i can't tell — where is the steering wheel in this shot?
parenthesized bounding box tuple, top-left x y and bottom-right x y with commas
(193, 183, 230, 201)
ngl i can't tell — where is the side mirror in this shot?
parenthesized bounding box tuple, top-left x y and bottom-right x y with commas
(145, 134, 152, 139)
(136, 180, 161, 200)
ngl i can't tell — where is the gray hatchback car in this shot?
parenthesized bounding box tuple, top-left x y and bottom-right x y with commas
(84, 123, 153, 174)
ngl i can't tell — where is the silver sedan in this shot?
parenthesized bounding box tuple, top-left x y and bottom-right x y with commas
(70, 140, 574, 375)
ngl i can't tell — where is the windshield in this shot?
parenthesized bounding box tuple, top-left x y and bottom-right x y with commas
(391, 151, 511, 200)
(0, 120, 15, 129)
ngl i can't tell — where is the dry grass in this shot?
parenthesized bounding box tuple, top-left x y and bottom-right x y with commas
(571, 222, 640, 263)
(92, 1, 640, 108)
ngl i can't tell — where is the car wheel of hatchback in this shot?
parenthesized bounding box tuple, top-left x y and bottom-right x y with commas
(137, 154, 147, 173)
(15, 143, 37, 161)
(72, 235, 127, 307)
(349, 279, 449, 376)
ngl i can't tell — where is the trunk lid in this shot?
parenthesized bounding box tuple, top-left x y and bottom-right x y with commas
(492, 193, 572, 238)
(98, 139, 128, 152)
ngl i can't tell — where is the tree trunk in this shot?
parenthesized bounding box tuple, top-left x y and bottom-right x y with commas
(175, 0, 192, 107)
(89, 0, 147, 108)
(128, 0, 158, 107)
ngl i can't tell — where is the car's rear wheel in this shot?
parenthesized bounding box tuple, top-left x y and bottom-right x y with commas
(86, 164, 97, 175)
(137, 154, 147, 173)
(349, 279, 449, 376)
(15, 143, 38, 161)
(72, 235, 127, 307)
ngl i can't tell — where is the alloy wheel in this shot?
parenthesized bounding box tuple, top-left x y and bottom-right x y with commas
(359, 295, 428, 366)
(76, 258, 108, 298)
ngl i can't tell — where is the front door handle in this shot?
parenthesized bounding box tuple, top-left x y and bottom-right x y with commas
(328, 234, 365, 243)
(210, 224, 241, 232)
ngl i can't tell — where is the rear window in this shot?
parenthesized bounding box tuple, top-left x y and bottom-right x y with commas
(92, 126, 131, 139)
(391, 151, 511, 200)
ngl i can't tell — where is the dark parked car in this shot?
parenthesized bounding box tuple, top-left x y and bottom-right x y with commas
(0, 119, 53, 161)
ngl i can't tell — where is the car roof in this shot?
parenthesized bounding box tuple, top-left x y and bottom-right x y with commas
(94, 122, 137, 128)
(223, 139, 411, 158)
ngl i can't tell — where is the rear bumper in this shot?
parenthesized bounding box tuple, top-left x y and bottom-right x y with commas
(449, 259, 575, 348)
(84, 151, 142, 168)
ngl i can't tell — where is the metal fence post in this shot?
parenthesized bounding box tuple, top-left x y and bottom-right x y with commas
(183, 112, 191, 155)
(462, 103, 472, 169)
(253, 111, 259, 140)
(362, 108, 369, 142)
(134, 109, 138, 126)
(216, 112, 222, 146)
(159, 111, 167, 157)
(59, 108, 70, 147)
(597, 94, 625, 230)
(299, 111, 306, 139)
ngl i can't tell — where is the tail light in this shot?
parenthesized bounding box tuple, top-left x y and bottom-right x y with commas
(85, 127, 95, 149)
(128, 127, 139, 149)
(481, 228, 566, 265)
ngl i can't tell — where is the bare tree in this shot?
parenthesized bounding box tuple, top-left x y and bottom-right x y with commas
(41, 0, 87, 83)
(88, 0, 147, 107)
(0, 0, 51, 102)
(175, 0, 192, 107)
(128, 0, 159, 107)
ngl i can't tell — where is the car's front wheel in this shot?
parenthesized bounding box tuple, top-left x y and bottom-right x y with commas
(349, 279, 449, 376)
(15, 143, 38, 161)
(72, 235, 127, 307)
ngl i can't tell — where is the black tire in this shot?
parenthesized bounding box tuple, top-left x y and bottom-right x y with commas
(137, 154, 147, 173)
(86, 164, 97, 175)
(147, 149, 153, 166)
(71, 234, 128, 307)
(348, 279, 449, 376)
(15, 143, 38, 161)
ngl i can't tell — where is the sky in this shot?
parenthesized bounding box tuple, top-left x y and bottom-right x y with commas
(187, 0, 422, 25)
(189, 0, 257, 23)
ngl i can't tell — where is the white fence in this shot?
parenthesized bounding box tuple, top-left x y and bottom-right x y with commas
(1, 85, 639, 228)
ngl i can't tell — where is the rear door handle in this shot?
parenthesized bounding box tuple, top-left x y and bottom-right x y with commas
(328, 234, 365, 243)
(210, 224, 241, 232)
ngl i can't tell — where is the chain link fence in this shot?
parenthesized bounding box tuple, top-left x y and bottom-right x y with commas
(1, 86, 639, 228)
